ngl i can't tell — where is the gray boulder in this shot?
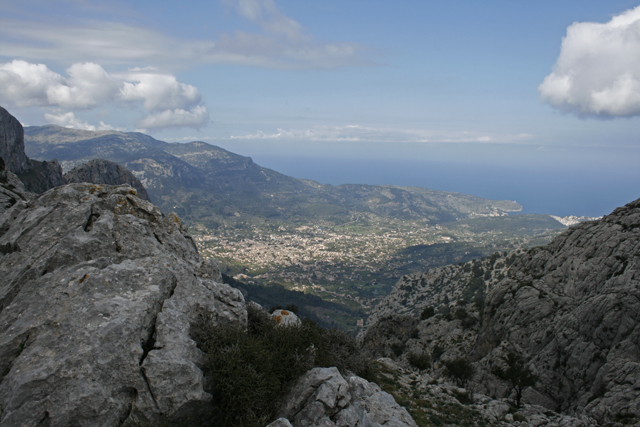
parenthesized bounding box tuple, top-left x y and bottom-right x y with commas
(277, 367, 417, 427)
(65, 158, 151, 201)
(0, 182, 246, 426)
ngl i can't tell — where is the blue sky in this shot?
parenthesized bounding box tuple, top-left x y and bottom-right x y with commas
(1, 0, 639, 215)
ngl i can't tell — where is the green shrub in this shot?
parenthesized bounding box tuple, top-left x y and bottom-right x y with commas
(420, 306, 435, 320)
(192, 305, 374, 427)
(444, 358, 475, 387)
(432, 345, 445, 361)
(391, 343, 406, 358)
(491, 352, 538, 407)
(408, 352, 431, 370)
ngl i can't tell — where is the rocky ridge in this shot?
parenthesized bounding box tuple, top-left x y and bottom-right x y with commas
(0, 182, 247, 425)
(362, 201, 640, 425)
(64, 158, 151, 201)
(23, 124, 524, 227)
(0, 106, 416, 426)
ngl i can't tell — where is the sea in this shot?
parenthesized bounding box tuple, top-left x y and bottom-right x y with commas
(247, 156, 639, 218)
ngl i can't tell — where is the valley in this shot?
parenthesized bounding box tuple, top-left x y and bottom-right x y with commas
(22, 125, 596, 331)
(193, 212, 574, 331)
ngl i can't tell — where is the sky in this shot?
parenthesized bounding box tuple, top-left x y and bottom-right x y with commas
(1, 0, 640, 216)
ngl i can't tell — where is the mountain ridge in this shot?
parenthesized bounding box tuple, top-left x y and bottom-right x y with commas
(24, 125, 523, 229)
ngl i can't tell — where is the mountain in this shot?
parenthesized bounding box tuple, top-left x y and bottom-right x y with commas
(0, 107, 66, 193)
(362, 198, 640, 424)
(0, 107, 415, 426)
(24, 125, 523, 228)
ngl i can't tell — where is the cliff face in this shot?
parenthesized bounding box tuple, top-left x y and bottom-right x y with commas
(0, 107, 29, 175)
(0, 183, 246, 426)
(476, 199, 640, 421)
(64, 158, 151, 201)
(363, 198, 640, 424)
(0, 106, 65, 194)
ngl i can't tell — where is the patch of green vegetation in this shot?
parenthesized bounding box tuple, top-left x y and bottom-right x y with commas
(408, 352, 432, 370)
(192, 304, 375, 427)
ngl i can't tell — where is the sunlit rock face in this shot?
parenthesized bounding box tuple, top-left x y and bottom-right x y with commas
(0, 182, 246, 426)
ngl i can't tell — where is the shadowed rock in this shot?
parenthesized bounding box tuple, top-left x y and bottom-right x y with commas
(0, 106, 65, 193)
(0, 107, 29, 174)
(65, 158, 151, 201)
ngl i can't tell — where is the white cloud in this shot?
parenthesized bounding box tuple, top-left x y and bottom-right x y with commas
(539, 6, 640, 117)
(228, 0, 309, 42)
(118, 69, 202, 111)
(230, 125, 533, 144)
(137, 105, 209, 130)
(0, 60, 65, 107)
(0, 60, 208, 130)
(0, 1, 376, 70)
(44, 111, 117, 131)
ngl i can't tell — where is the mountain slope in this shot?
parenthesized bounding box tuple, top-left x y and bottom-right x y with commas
(24, 125, 523, 228)
(362, 198, 640, 424)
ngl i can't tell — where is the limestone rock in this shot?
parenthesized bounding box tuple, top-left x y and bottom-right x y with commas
(266, 418, 294, 427)
(0, 183, 247, 426)
(17, 158, 66, 193)
(0, 106, 65, 193)
(278, 367, 417, 427)
(65, 158, 151, 201)
(271, 309, 301, 327)
(0, 106, 29, 174)
(363, 198, 640, 424)
(476, 198, 640, 423)
(0, 158, 31, 215)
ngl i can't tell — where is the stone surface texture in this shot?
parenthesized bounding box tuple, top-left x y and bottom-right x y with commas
(277, 366, 417, 427)
(0, 182, 246, 426)
(64, 158, 151, 201)
(0, 158, 31, 216)
(271, 309, 301, 327)
(476, 198, 640, 423)
(363, 199, 640, 425)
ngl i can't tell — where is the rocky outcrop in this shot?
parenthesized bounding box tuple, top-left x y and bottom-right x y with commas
(363, 198, 640, 424)
(0, 183, 246, 426)
(16, 157, 66, 193)
(0, 107, 29, 174)
(271, 366, 417, 427)
(476, 199, 640, 422)
(0, 106, 65, 193)
(0, 157, 31, 215)
(65, 158, 151, 201)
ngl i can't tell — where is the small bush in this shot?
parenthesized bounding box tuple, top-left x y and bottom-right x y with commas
(391, 343, 406, 358)
(420, 306, 435, 320)
(284, 303, 299, 313)
(444, 358, 475, 387)
(408, 352, 431, 370)
(513, 413, 527, 422)
(432, 345, 445, 361)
